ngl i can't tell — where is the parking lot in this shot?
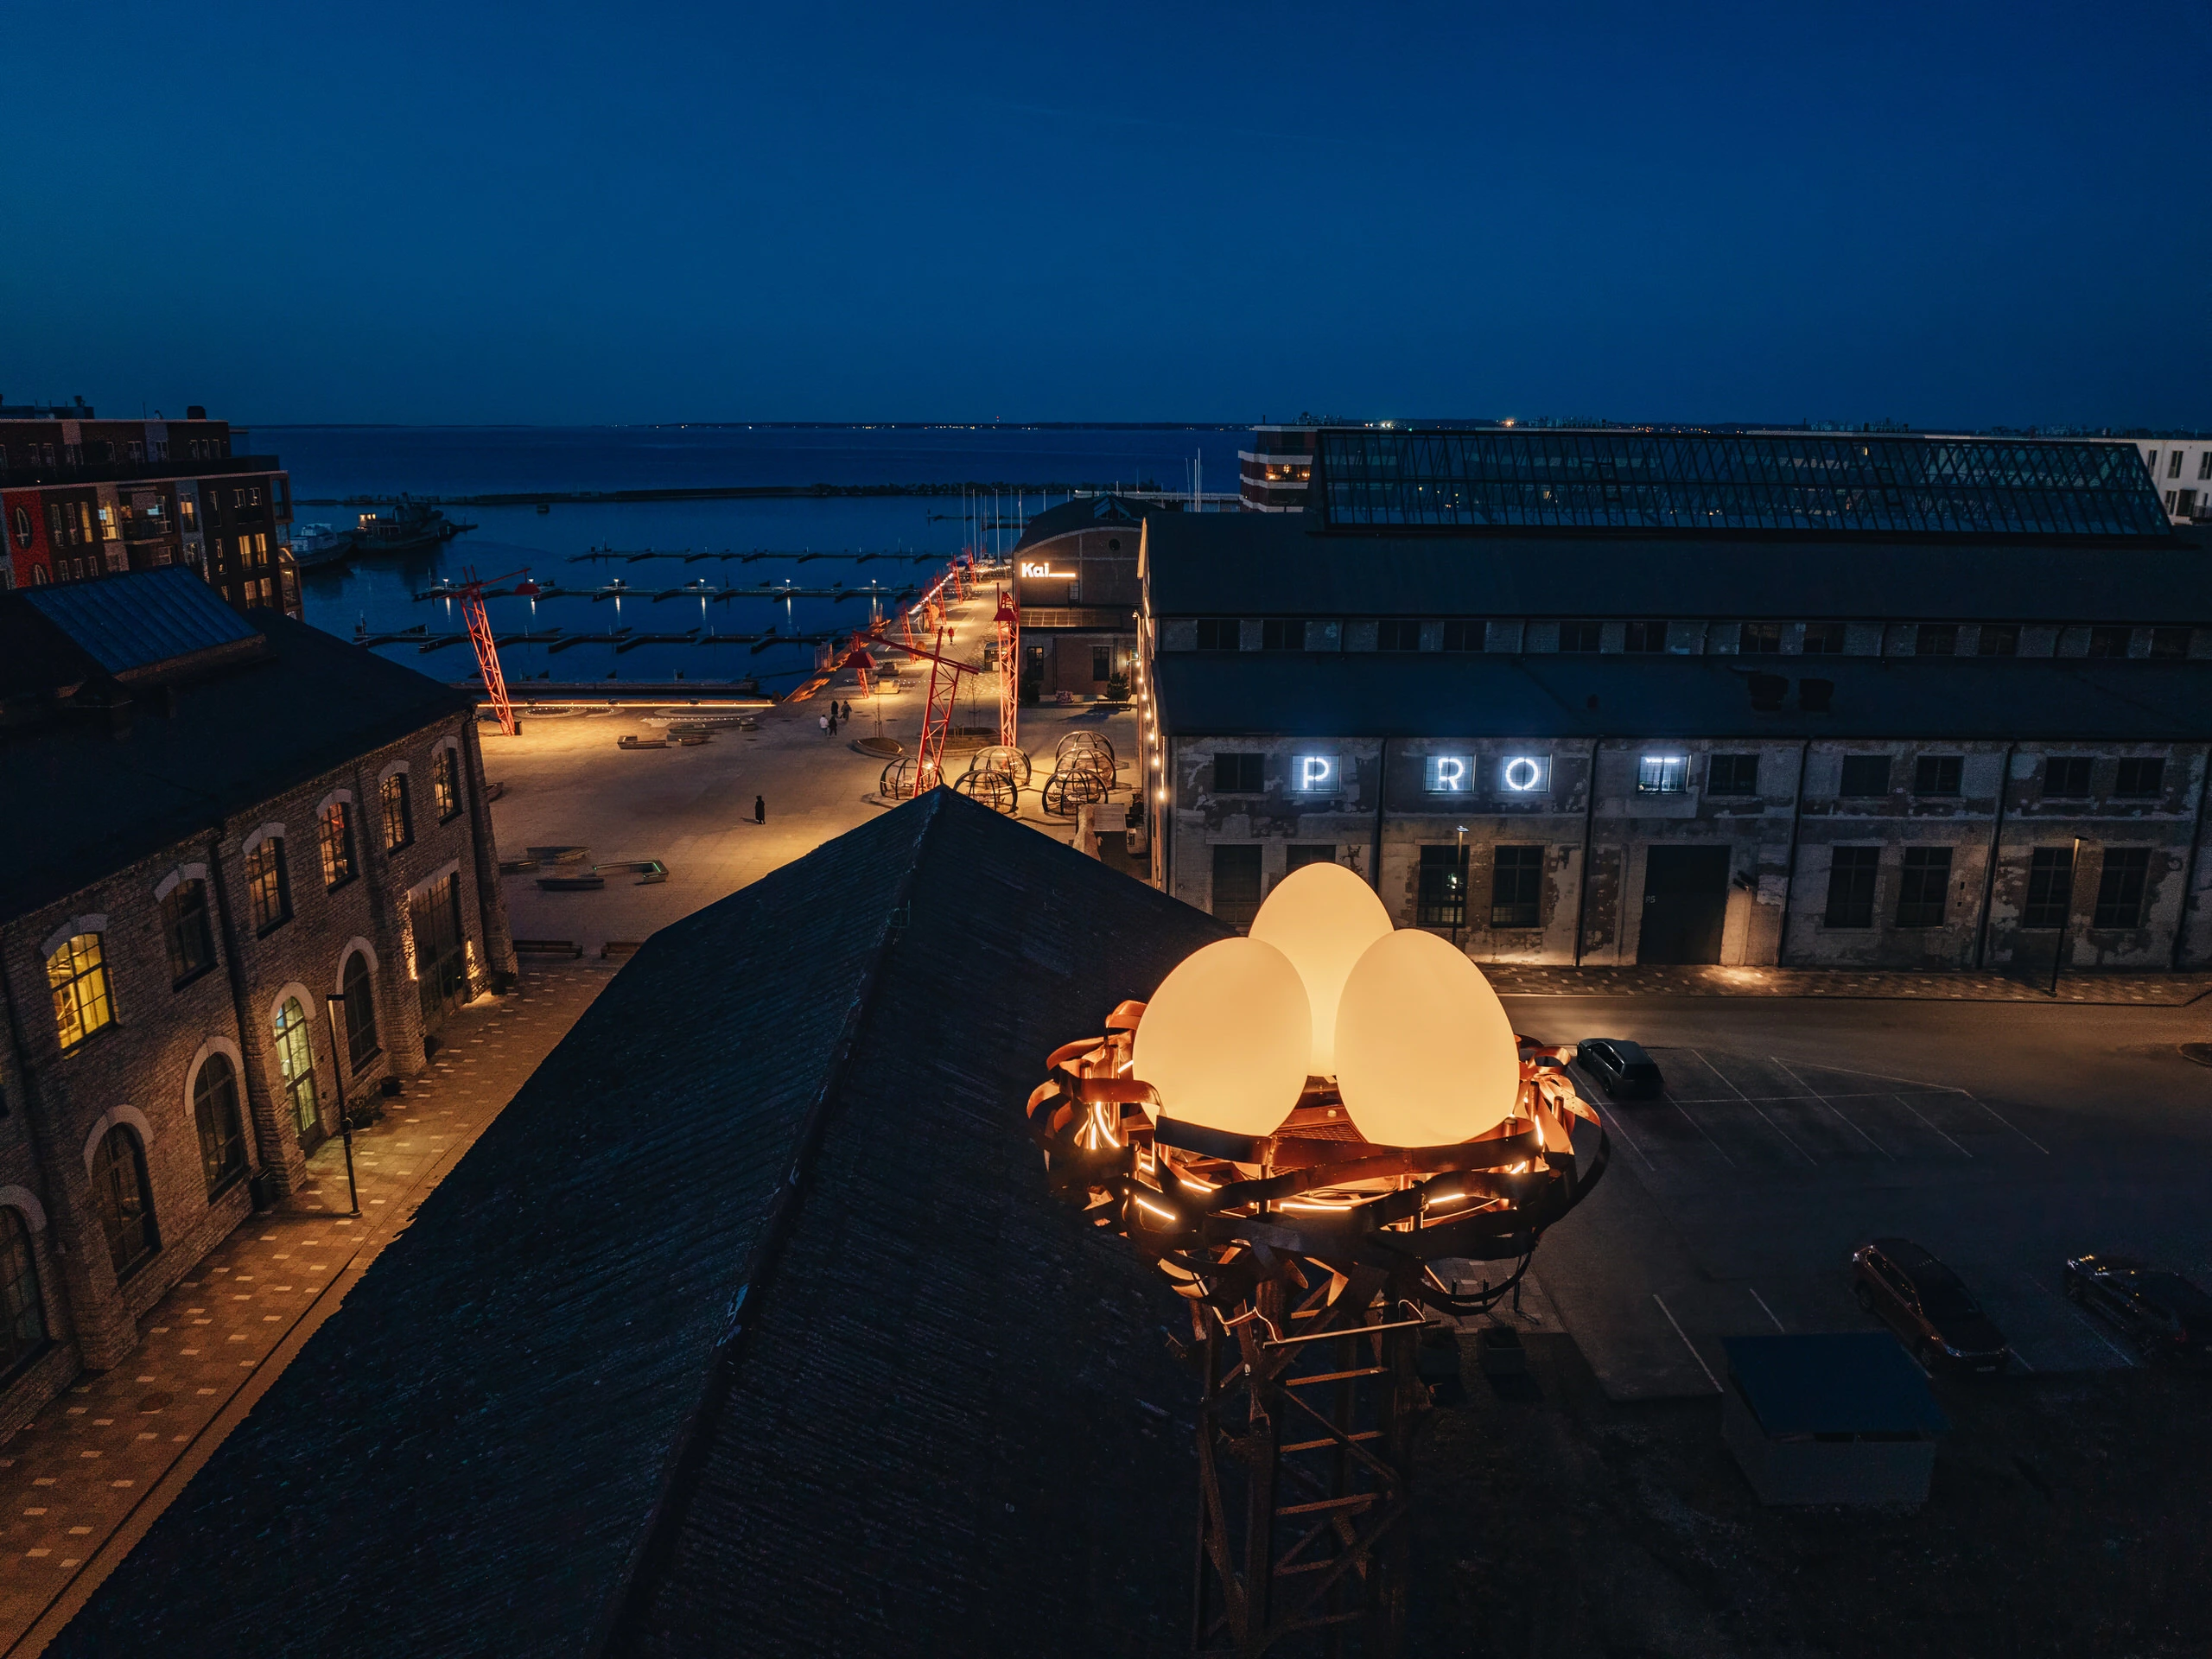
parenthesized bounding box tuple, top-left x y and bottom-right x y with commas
(1497, 996, 2212, 1400)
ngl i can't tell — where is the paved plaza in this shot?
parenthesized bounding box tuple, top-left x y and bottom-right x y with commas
(0, 965, 614, 1656)
(485, 590, 1140, 957)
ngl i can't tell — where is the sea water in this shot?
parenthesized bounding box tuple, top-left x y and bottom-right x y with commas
(273, 424, 1247, 691)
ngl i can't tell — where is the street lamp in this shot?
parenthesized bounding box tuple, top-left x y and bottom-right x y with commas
(1027, 863, 1608, 1656)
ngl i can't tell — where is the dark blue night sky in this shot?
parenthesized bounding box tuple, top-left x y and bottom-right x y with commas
(7, 1, 2206, 428)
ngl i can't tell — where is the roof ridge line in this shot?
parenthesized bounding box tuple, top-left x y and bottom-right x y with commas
(588, 791, 948, 1653)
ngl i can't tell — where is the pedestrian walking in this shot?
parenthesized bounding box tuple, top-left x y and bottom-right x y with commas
(829, 709, 840, 737)
(819, 713, 830, 736)
(754, 794, 766, 824)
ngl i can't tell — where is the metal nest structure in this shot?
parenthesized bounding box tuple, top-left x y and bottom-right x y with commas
(1027, 1004, 1608, 1657)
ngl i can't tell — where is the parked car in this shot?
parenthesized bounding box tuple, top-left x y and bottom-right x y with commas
(1852, 1237, 2010, 1374)
(2063, 1254, 2212, 1365)
(1577, 1039, 1663, 1099)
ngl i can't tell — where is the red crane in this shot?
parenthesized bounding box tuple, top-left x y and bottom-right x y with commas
(453, 566, 538, 736)
(995, 591, 1020, 751)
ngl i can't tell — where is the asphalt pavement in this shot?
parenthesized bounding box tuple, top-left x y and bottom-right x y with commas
(1497, 995, 2212, 1400)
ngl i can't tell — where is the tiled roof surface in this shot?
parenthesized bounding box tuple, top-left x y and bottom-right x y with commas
(52, 793, 1228, 1656)
(0, 603, 467, 920)
(19, 566, 259, 678)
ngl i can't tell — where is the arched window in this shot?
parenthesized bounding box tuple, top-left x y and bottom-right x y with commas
(245, 837, 290, 933)
(162, 879, 216, 985)
(380, 772, 412, 851)
(92, 1125, 157, 1278)
(0, 1211, 48, 1376)
(193, 1054, 248, 1193)
(433, 746, 462, 821)
(274, 998, 320, 1137)
(45, 933, 114, 1050)
(319, 801, 354, 888)
(340, 952, 379, 1073)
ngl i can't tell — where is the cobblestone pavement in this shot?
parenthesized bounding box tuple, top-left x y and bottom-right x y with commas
(0, 963, 613, 1656)
(1483, 962, 2212, 1003)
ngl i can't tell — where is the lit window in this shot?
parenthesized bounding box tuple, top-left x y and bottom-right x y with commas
(1425, 754, 1473, 792)
(92, 1125, 158, 1277)
(1288, 754, 1340, 793)
(1417, 846, 1467, 927)
(320, 801, 354, 887)
(381, 772, 412, 850)
(245, 838, 290, 933)
(1497, 755, 1551, 794)
(192, 1054, 248, 1195)
(1636, 754, 1688, 794)
(433, 747, 462, 821)
(274, 998, 321, 1137)
(45, 933, 114, 1050)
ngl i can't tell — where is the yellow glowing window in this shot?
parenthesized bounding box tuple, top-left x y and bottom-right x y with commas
(47, 933, 115, 1050)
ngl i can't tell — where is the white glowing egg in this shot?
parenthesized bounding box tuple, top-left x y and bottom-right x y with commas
(1132, 938, 1313, 1138)
(1332, 930, 1522, 1147)
(1249, 861, 1395, 1077)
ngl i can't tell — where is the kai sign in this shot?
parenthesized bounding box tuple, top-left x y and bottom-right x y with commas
(1019, 561, 1072, 580)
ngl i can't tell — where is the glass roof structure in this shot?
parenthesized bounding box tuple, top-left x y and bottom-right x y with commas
(1313, 429, 2171, 537)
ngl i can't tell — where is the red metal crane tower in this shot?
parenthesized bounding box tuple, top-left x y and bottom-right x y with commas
(454, 566, 537, 736)
(994, 591, 1020, 751)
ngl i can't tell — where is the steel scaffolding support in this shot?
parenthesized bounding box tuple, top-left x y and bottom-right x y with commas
(995, 591, 1020, 752)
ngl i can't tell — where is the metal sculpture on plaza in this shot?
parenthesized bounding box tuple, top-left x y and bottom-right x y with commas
(1027, 864, 1609, 1657)
(454, 564, 538, 735)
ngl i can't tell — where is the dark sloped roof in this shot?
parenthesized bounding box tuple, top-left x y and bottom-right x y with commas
(1153, 652, 2212, 742)
(20, 566, 261, 681)
(1722, 1334, 1949, 1438)
(1141, 513, 2212, 623)
(0, 603, 469, 921)
(53, 793, 1229, 1658)
(1013, 492, 1157, 554)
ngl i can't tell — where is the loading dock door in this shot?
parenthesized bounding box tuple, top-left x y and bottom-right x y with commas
(1638, 846, 1731, 964)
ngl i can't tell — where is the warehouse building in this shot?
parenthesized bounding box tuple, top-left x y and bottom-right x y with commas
(1137, 429, 2212, 970)
(0, 570, 513, 1433)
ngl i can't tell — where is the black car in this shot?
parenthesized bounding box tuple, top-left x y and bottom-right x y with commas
(1577, 1039, 1663, 1100)
(1852, 1237, 2010, 1374)
(2063, 1254, 2212, 1365)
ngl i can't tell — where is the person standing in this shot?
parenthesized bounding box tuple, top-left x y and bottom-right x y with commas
(819, 713, 830, 736)
(828, 708, 839, 737)
(754, 794, 766, 824)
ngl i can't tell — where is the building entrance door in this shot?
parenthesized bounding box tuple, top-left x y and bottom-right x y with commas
(1637, 846, 1730, 964)
(409, 872, 469, 1034)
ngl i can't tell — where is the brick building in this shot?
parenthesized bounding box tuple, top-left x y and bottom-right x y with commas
(0, 569, 514, 1434)
(1141, 428, 2212, 970)
(0, 403, 298, 620)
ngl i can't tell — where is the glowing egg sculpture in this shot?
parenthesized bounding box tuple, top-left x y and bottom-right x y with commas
(1131, 937, 1313, 1137)
(1248, 861, 1394, 1077)
(1332, 927, 1522, 1147)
